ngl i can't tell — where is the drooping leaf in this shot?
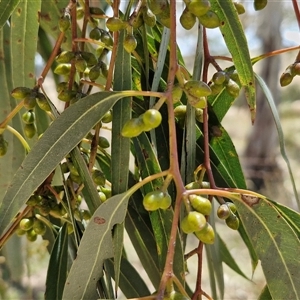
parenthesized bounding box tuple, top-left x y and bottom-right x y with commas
(231, 195, 300, 299)
(125, 199, 161, 289)
(0, 91, 125, 236)
(62, 191, 131, 299)
(211, 0, 256, 121)
(255, 72, 300, 210)
(11, 0, 41, 88)
(0, 0, 19, 29)
(258, 285, 272, 300)
(111, 28, 132, 292)
(0, 25, 25, 203)
(105, 257, 150, 298)
(45, 223, 68, 300)
(218, 234, 249, 280)
(133, 132, 186, 285)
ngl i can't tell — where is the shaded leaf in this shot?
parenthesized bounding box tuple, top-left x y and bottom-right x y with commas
(231, 195, 300, 299)
(218, 234, 249, 280)
(45, 223, 68, 300)
(0, 25, 25, 203)
(125, 200, 161, 289)
(258, 285, 272, 300)
(106, 257, 150, 298)
(0, 91, 125, 236)
(111, 28, 132, 292)
(0, 0, 19, 29)
(62, 191, 131, 299)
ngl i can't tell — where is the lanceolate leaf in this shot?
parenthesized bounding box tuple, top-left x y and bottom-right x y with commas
(211, 0, 256, 122)
(62, 191, 131, 299)
(231, 195, 300, 299)
(45, 223, 68, 300)
(112, 28, 132, 292)
(125, 201, 161, 289)
(218, 234, 249, 280)
(105, 257, 150, 298)
(255, 73, 300, 210)
(10, 0, 41, 89)
(0, 25, 25, 204)
(0, 92, 125, 236)
(0, 0, 19, 29)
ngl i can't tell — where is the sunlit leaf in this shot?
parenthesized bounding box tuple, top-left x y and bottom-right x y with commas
(0, 92, 125, 236)
(62, 191, 131, 299)
(211, 0, 256, 121)
(231, 195, 300, 299)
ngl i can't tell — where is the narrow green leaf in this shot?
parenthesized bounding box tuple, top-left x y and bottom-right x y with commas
(211, 0, 256, 121)
(206, 209, 224, 299)
(231, 195, 300, 299)
(195, 126, 246, 189)
(268, 200, 300, 239)
(125, 202, 161, 289)
(71, 148, 100, 214)
(133, 133, 186, 285)
(111, 28, 132, 292)
(258, 285, 272, 300)
(0, 0, 19, 29)
(62, 191, 131, 299)
(184, 25, 203, 183)
(0, 91, 124, 236)
(105, 257, 150, 298)
(208, 87, 235, 122)
(218, 234, 249, 280)
(11, 0, 41, 88)
(39, 0, 72, 48)
(255, 72, 300, 210)
(0, 25, 25, 203)
(45, 223, 68, 300)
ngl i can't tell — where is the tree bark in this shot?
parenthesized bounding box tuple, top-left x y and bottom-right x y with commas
(243, 3, 283, 190)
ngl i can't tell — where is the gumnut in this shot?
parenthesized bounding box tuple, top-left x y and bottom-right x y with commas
(56, 51, 75, 63)
(123, 34, 137, 53)
(11, 87, 31, 100)
(184, 80, 211, 98)
(195, 222, 215, 244)
(254, 0, 268, 11)
(142, 109, 162, 131)
(225, 213, 240, 230)
(121, 117, 145, 138)
(181, 211, 207, 233)
(24, 123, 37, 139)
(198, 11, 220, 29)
(59, 15, 71, 32)
(171, 85, 183, 103)
(143, 8, 157, 27)
(106, 17, 127, 32)
(217, 204, 231, 219)
(189, 195, 212, 215)
(92, 169, 106, 186)
(180, 7, 196, 30)
(188, 0, 211, 17)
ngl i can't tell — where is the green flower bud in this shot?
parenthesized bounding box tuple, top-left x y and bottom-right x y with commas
(11, 87, 31, 100)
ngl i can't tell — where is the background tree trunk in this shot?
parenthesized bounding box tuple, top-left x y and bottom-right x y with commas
(243, 2, 283, 191)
